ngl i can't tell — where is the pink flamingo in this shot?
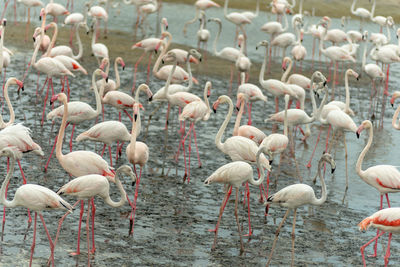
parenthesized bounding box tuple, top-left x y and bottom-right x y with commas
(18, 0, 44, 42)
(183, 0, 220, 36)
(50, 92, 115, 180)
(44, 2, 69, 22)
(265, 153, 335, 267)
(358, 207, 400, 267)
(0, 77, 22, 129)
(237, 72, 267, 125)
(0, 147, 72, 267)
(350, 0, 372, 31)
(204, 146, 268, 252)
(291, 28, 306, 72)
(126, 100, 149, 235)
(76, 120, 131, 164)
(45, 69, 106, 171)
(356, 120, 400, 257)
(223, 0, 251, 45)
(91, 17, 109, 64)
(88, 5, 108, 40)
(53, 165, 136, 261)
(233, 93, 266, 145)
(63, 12, 86, 47)
(213, 95, 272, 235)
(179, 81, 212, 182)
(97, 57, 125, 95)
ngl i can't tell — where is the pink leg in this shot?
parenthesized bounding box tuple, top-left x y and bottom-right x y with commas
(146, 53, 152, 84)
(108, 145, 113, 167)
(181, 123, 194, 182)
(100, 144, 106, 157)
(86, 199, 91, 266)
(41, 78, 51, 126)
(188, 125, 192, 183)
(29, 212, 37, 267)
(50, 78, 55, 108)
(53, 200, 80, 249)
(371, 195, 384, 257)
(192, 127, 202, 168)
(129, 173, 141, 235)
(1, 180, 9, 241)
(69, 124, 75, 152)
(307, 126, 322, 168)
(132, 52, 146, 93)
(119, 112, 121, 122)
(229, 65, 234, 96)
(66, 77, 70, 101)
(385, 193, 391, 207)
(244, 182, 252, 237)
(39, 214, 55, 267)
(165, 103, 171, 130)
(361, 231, 386, 267)
(44, 136, 58, 172)
(275, 96, 279, 113)
(123, 109, 133, 121)
(247, 102, 252, 125)
(384, 233, 392, 267)
(90, 198, 96, 254)
(17, 160, 32, 225)
(70, 200, 84, 256)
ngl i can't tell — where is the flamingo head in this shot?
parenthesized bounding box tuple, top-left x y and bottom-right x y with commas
(321, 153, 336, 173)
(390, 91, 400, 107)
(99, 58, 109, 70)
(396, 28, 400, 39)
(188, 49, 202, 63)
(117, 57, 125, 70)
(282, 57, 291, 71)
(256, 40, 268, 50)
(212, 99, 220, 113)
(237, 35, 244, 48)
(14, 79, 24, 92)
(162, 51, 177, 64)
(349, 69, 359, 80)
(117, 165, 137, 186)
(50, 93, 67, 105)
(206, 81, 212, 98)
(235, 93, 248, 110)
(133, 103, 144, 121)
(1, 19, 6, 27)
(39, 8, 45, 20)
(356, 120, 372, 139)
(208, 17, 221, 24)
(0, 147, 21, 160)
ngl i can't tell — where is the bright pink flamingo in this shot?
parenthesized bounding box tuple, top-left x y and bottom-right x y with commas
(356, 119, 400, 257)
(76, 120, 132, 165)
(53, 165, 136, 262)
(358, 207, 400, 267)
(131, 17, 168, 91)
(265, 153, 335, 267)
(213, 95, 272, 236)
(126, 101, 149, 235)
(204, 146, 268, 252)
(179, 81, 212, 182)
(0, 147, 72, 267)
(45, 69, 105, 171)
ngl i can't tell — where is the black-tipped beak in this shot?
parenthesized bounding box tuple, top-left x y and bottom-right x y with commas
(154, 49, 158, 54)
(105, 77, 109, 83)
(213, 108, 216, 113)
(265, 204, 269, 215)
(236, 106, 239, 111)
(134, 114, 138, 121)
(148, 95, 153, 102)
(122, 66, 125, 71)
(269, 159, 273, 165)
(323, 80, 327, 86)
(33, 37, 36, 42)
(166, 25, 168, 30)
(21, 86, 24, 91)
(162, 59, 164, 64)
(132, 181, 136, 186)
(199, 57, 202, 62)
(356, 132, 360, 139)
(86, 31, 89, 35)
(357, 77, 359, 81)
(331, 167, 336, 174)
(391, 103, 394, 108)
(39, 16, 42, 21)
(50, 99, 53, 106)
(3, 20, 6, 27)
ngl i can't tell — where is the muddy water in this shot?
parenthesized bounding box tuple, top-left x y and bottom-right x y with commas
(0, 1, 400, 267)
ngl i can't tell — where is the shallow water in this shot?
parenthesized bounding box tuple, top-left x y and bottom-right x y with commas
(0, 1, 400, 266)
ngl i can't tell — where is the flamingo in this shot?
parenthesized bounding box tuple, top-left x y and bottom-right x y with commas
(358, 207, 400, 267)
(45, 69, 106, 172)
(0, 77, 23, 129)
(178, 81, 212, 181)
(265, 153, 336, 267)
(138, 0, 160, 35)
(197, 11, 210, 51)
(0, 147, 72, 267)
(53, 165, 136, 262)
(18, 0, 44, 41)
(237, 72, 267, 125)
(369, 17, 394, 46)
(88, 5, 108, 40)
(204, 146, 268, 252)
(323, 16, 348, 46)
(126, 100, 149, 235)
(223, 0, 251, 44)
(50, 93, 115, 181)
(63, 12, 86, 47)
(271, 16, 302, 59)
(131, 17, 168, 90)
(391, 91, 400, 130)
(351, 0, 372, 30)
(235, 34, 251, 76)
(240, 0, 259, 21)
(291, 27, 306, 72)
(233, 93, 266, 145)
(91, 17, 109, 64)
(183, 0, 220, 36)
(356, 119, 400, 257)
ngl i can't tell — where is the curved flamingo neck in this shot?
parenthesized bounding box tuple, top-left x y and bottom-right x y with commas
(351, 0, 357, 14)
(259, 45, 269, 87)
(248, 149, 266, 186)
(164, 57, 177, 102)
(212, 20, 222, 56)
(281, 59, 292, 82)
(284, 94, 289, 136)
(215, 96, 233, 152)
(129, 108, 139, 158)
(344, 70, 352, 113)
(312, 158, 327, 205)
(73, 23, 83, 60)
(1, 79, 15, 128)
(356, 124, 373, 178)
(0, 154, 17, 208)
(282, 11, 289, 32)
(0, 25, 4, 73)
(392, 104, 400, 129)
(319, 27, 327, 55)
(185, 53, 193, 90)
(223, 0, 230, 19)
(103, 169, 127, 208)
(114, 58, 121, 89)
(362, 38, 368, 71)
(153, 32, 172, 76)
(92, 71, 102, 116)
(45, 22, 58, 57)
(233, 99, 245, 136)
(370, 0, 376, 18)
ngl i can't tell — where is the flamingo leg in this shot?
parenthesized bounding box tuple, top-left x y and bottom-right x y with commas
(1, 180, 9, 241)
(146, 53, 152, 84)
(192, 127, 202, 168)
(70, 200, 84, 256)
(291, 209, 297, 267)
(247, 102, 252, 125)
(69, 124, 75, 152)
(86, 199, 91, 266)
(244, 182, 252, 237)
(371, 195, 384, 258)
(384, 233, 392, 267)
(29, 212, 37, 267)
(39, 214, 55, 267)
(188, 124, 192, 183)
(44, 136, 58, 172)
(41, 78, 51, 126)
(210, 186, 232, 251)
(343, 134, 348, 203)
(132, 51, 146, 93)
(90, 198, 96, 254)
(234, 188, 245, 253)
(123, 109, 133, 121)
(361, 231, 385, 267)
(108, 145, 113, 167)
(129, 172, 141, 235)
(266, 209, 291, 267)
(181, 123, 193, 182)
(100, 144, 106, 157)
(307, 126, 322, 168)
(229, 65, 234, 96)
(17, 160, 32, 225)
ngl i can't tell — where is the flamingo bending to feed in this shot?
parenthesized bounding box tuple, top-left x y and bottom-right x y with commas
(53, 165, 136, 261)
(234, 93, 266, 145)
(183, 0, 220, 36)
(0, 77, 23, 129)
(126, 100, 149, 235)
(265, 153, 335, 267)
(270, 16, 302, 59)
(358, 207, 400, 267)
(0, 147, 72, 267)
(204, 146, 269, 252)
(45, 69, 106, 171)
(356, 120, 400, 257)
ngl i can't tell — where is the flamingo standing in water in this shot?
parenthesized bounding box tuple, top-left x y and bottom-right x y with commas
(63, 11, 86, 47)
(204, 146, 269, 252)
(53, 165, 136, 263)
(18, 0, 44, 41)
(91, 17, 109, 64)
(223, 0, 251, 45)
(0, 147, 72, 267)
(356, 119, 400, 257)
(350, 0, 372, 31)
(45, 69, 106, 171)
(97, 57, 125, 95)
(265, 153, 336, 267)
(358, 207, 400, 267)
(183, 0, 220, 36)
(126, 97, 149, 235)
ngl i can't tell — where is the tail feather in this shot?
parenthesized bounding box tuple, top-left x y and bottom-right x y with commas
(358, 217, 373, 232)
